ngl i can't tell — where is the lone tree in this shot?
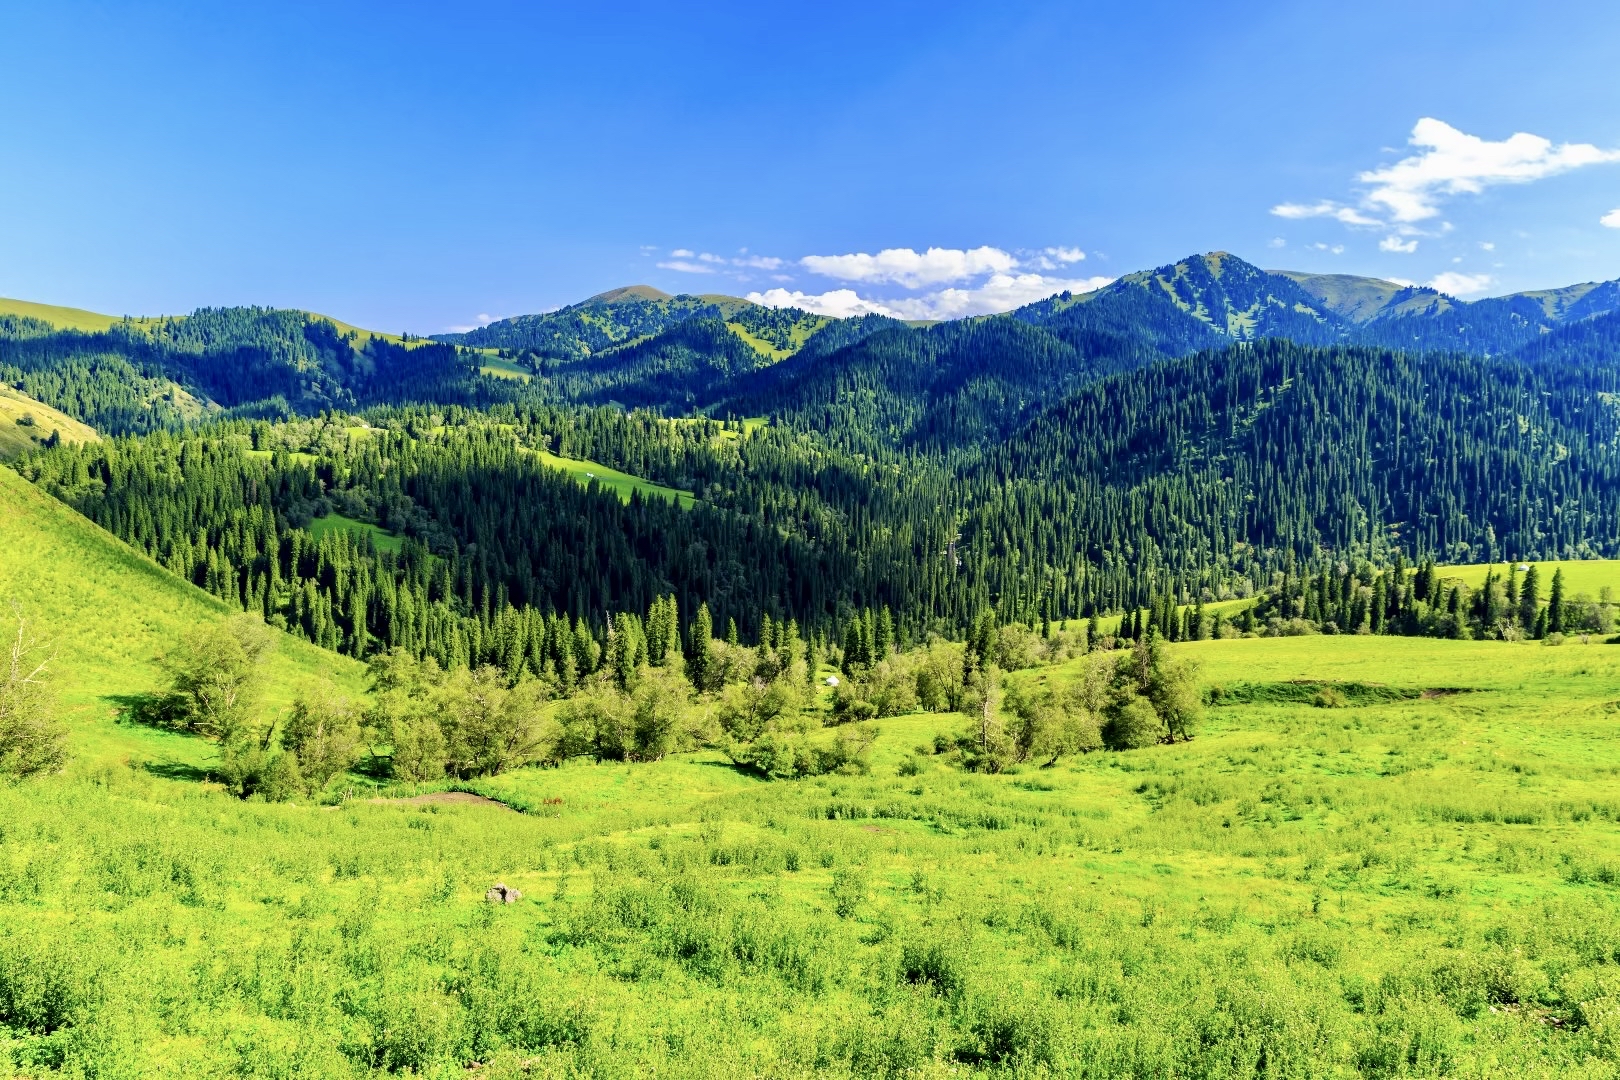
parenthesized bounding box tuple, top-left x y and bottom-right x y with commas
(157, 614, 274, 740)
(0, 607, 68, 778)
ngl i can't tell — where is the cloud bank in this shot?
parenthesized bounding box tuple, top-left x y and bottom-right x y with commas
(1427, 271, 1493, 297)
(741, 244, 1108, 320)
(1270, 118, 1620, 256)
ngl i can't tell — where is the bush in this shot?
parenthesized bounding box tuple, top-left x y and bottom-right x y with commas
(1104, 695, 1166, 750)
(0, 611, 67, 778)
(899, 938, 963, 998)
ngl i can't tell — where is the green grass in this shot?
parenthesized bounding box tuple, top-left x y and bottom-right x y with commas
(473, 350, 532, 381)
(308, 512, 404, 554)
(0, 466, 365, 776)
(1442, 558, 1620, 599)
(9, 630, 1620, 1073)
(0, 294, 412, 344)
(0, 296, 162, 333)
(531, 448, 695, 507)
(0, 386, 98, 459)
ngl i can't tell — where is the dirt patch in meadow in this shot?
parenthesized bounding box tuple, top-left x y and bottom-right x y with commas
(369, 791, 515, 810)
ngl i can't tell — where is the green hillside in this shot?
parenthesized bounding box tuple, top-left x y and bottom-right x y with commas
(0, 296, 157, 333)
(0, 385, 98, 458)
(0, 465, 365, 770)
(532, 447, 695, 506)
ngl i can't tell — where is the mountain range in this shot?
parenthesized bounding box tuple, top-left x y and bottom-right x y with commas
(5, 251, 1620, 456)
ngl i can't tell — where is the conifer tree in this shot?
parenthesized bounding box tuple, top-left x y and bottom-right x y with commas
(1549, 568, 1566, 634)
(1519, 565, 1540, 633)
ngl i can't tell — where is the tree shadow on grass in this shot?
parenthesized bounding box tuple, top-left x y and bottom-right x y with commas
(693, 759, 770, 781)
(142, 760, 211, 784)
(104, 692, 185, 730)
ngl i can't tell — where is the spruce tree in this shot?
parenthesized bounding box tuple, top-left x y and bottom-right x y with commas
(1519, 565, 1539, 632)
(1549, 568, 1565, 634)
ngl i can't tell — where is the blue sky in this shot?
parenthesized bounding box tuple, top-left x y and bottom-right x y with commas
(3, 1, 1620, 332)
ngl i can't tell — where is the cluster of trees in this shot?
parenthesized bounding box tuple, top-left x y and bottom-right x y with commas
(133, 595, 1205, 801)
(944, 618, 1200, 774)
(1237, 559, 1612, 641)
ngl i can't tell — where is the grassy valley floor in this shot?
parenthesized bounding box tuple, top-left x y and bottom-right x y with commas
(5, 633, 1620, 1076)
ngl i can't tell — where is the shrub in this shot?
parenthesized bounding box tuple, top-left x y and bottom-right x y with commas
(899, 938, 963, 998)
(1104, 695, 1166, 750)
(0, 611, 67, 778)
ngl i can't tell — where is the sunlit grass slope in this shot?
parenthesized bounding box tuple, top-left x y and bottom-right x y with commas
(0, 296, 153, 332)
(0, 386, 98, 459)
(531, 447, 695, 507)
(308, 511, 404, 554)
(1442, 558, 1620, 598)
(0, 466, 364, 771)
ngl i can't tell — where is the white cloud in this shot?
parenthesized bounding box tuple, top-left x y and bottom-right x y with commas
(445, 313, 502, 333)
(1271, 200, 1382, 227)
(1479, 241, 1496, 250)
(735, 255, 784, 270)
(1379, 236, 1419, 253)
(1603, 209, 1620, 228)
(1428, 271, 1493, 297)
(697, 252, 726, 263)
(1268, 237, 1287, 249)
(748, 272, 1113, 321)
(1043, 246, 1086, 263)
(1362, 118, 1620, 223)
(885, 273, 1114, 320)
(670, 248, 695, 258)
(800, 245, 1018, 287)
(1309, 242, 1345, 254)
(656, 260, 715, 274)
(1387, 277, 1417, 288)
(746, 288, 900, 319)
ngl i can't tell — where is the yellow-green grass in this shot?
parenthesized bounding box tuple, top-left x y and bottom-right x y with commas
(308, 512, 404, 554)
(0, 294, 413, 345)
(241, 447, 317, 466)
(7, 592, 1620, 1070)
(1089, 594, 1253, 635)
(723, 320, 828, 361)
(475, 352, 532, 381)
(0, 385, 98, 459)
(0, 466, 365, 774)
(0, 296, 164, 333)
(1442, 558, 1620, 599)
(531, 448, 695, 507)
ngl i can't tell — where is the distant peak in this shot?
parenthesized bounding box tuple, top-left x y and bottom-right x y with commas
(587, 285, 673, 304)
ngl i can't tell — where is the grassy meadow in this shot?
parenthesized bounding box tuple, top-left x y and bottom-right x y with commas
(0, 387, 97, 460)
(9, 477, 1620, 1074)
(308, 512, 405, 554)
(531, 447, 696, 507)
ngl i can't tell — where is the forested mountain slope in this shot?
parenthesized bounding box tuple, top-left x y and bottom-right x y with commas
(0, 308, 520, 432)
(19, 335, 1620, 662)
(983, 339, 1620, 567)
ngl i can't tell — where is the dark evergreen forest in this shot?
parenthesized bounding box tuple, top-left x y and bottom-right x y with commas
(10, 251, 1620, 674)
